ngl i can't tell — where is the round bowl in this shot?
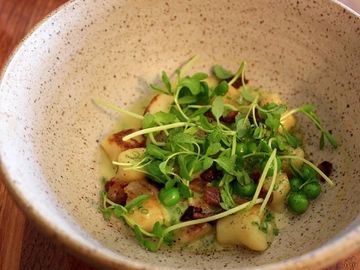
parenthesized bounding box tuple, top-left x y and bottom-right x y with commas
(1, 0, 360, 269)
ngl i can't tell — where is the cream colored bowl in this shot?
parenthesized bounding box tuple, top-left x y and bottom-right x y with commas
(1, 0, 360, 269)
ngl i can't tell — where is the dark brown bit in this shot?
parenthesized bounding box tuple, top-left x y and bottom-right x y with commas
(203, 187, 221, 207)
(225, 76, 249, 89)
(108, 129, 146, 149)
(317, 161, 333, 182)
(105, 178, 127, 205)
(180, 206, 212, 221)
(200, 166, 222, 182)
(250, 171, 261, 182)
(189, 177, 207, 193)
(220, 111, 238, 123)
(204, 110, 215, 121)
(259, 188, 273, 203)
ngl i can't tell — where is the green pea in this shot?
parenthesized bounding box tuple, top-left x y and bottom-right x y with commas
(233, 181, 256, 197)
(302, 181, 321, 200)
(300, 166, 317, 180)
(247, 141, 257, 153)
(287, 192, 309, 214)
(261, 156, 282, 176)
(289, 177, 303, 191)
(158, 187, 180, 207)
(236, 143, 248, 156)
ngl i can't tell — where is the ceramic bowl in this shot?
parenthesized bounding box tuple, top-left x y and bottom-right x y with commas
(1, 0, 360, 269)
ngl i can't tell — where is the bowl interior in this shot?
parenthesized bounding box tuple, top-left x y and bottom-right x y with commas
(1, 0, 360, 269)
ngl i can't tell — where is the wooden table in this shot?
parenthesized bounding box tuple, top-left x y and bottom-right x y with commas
(0, 1, 359, 269)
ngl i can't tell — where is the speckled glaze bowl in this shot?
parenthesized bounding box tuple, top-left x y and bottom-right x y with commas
(1, 0, 360, 269)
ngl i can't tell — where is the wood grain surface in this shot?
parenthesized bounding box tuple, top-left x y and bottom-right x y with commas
(0, 0, 359, 270)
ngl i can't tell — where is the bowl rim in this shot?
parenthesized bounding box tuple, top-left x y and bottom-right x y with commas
(0, 0, 359, 269)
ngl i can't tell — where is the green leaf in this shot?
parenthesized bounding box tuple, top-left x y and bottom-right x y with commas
(177, 95, 198, 105)
(320, 133, 325, 150)
(199, 114, 214, 130)
(133, 225, 145, 246)
(265, 113, 281, 131)
(241, 86, 257, 102)
(101, 207, 113, 221)
(190, 107, 210, 118)
(145, 144, 170, 160)
(213, 81, 229, 96)
(169, 106, 188, 122)
(178, 77, 201, 95)
(324, 131, 338, 148)
(219, 174, 236, 210)
(178, 155, 191, 181)
(169, 132, 197, 145)
(145, 160, 168, 183)
(126, 194, 151, 211)
(113, 205, 126, 218)
(213, 65, 233, 80)
(236, 118, 250, 139)
(206, 142, 222, 156)
(143, 113, 156, 129)
(144, 240, 158, 252)
(153, 111, 178, 124)
(253, 126, 266, 139)
(178, 183, 192, 198)
(152, 221, 165, 238)
(215, 154, 236, 175)
(150, 84, 168, 94)
(207, 127, 223, 143)
(162, 71, 172, 93)
(282, 129, 300, 148)
(211, 96, 224, 121)
(191, 72, 208, 81)
(202, 157, 213, 171)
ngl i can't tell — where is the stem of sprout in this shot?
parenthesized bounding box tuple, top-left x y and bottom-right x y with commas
(228, 61, 246, 86)
(122, 122, 194, 141)
(93, 98, 144, 120)
(279, 155, 335, 187)
(249, 149, 277, 209)
(260, 156, 278, 215)
(163, 198, 263, 235)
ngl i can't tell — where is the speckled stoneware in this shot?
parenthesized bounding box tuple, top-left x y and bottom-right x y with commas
(1, 0, 360, 269)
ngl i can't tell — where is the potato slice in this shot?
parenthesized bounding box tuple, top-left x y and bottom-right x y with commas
(175, 223, 213, 244)
(144, 94, 174, 114)
(101, 129, 145, 161)
(223, 84, 241, 107)
(124, 180, 169, 231)
(116, 148, 146, 182)
(263, 173, 290, 213)
(204, 76, 219, 88)
(216, 205, 272, 251)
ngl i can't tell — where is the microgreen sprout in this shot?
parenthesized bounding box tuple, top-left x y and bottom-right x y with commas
(97, 59, 338, 252)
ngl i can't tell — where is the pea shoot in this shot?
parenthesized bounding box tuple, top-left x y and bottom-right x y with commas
(96, 57, 337, 252)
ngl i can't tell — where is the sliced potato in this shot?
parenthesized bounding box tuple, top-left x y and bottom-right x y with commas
(101, 129, 145, 161)
(223, 84, 241, 106)
(259, 91, 282, 107)
(216, 205, 271, 251)
(263, 173, 290, 213)
(282, 147, 304, 174)
(144, 94, 174, 114)
(124, 180, 169, 231)
(204, 76, 219, 88)
(116, 148, 146, 182)
(175, 223, 213, 244)
(280, 114, 296, 132)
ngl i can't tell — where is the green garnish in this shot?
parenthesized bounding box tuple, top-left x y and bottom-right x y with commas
(96, 57, 337, 251)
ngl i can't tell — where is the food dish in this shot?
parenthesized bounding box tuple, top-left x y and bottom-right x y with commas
(97, 59, 337, 252)
(0, 0, 359, 269)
